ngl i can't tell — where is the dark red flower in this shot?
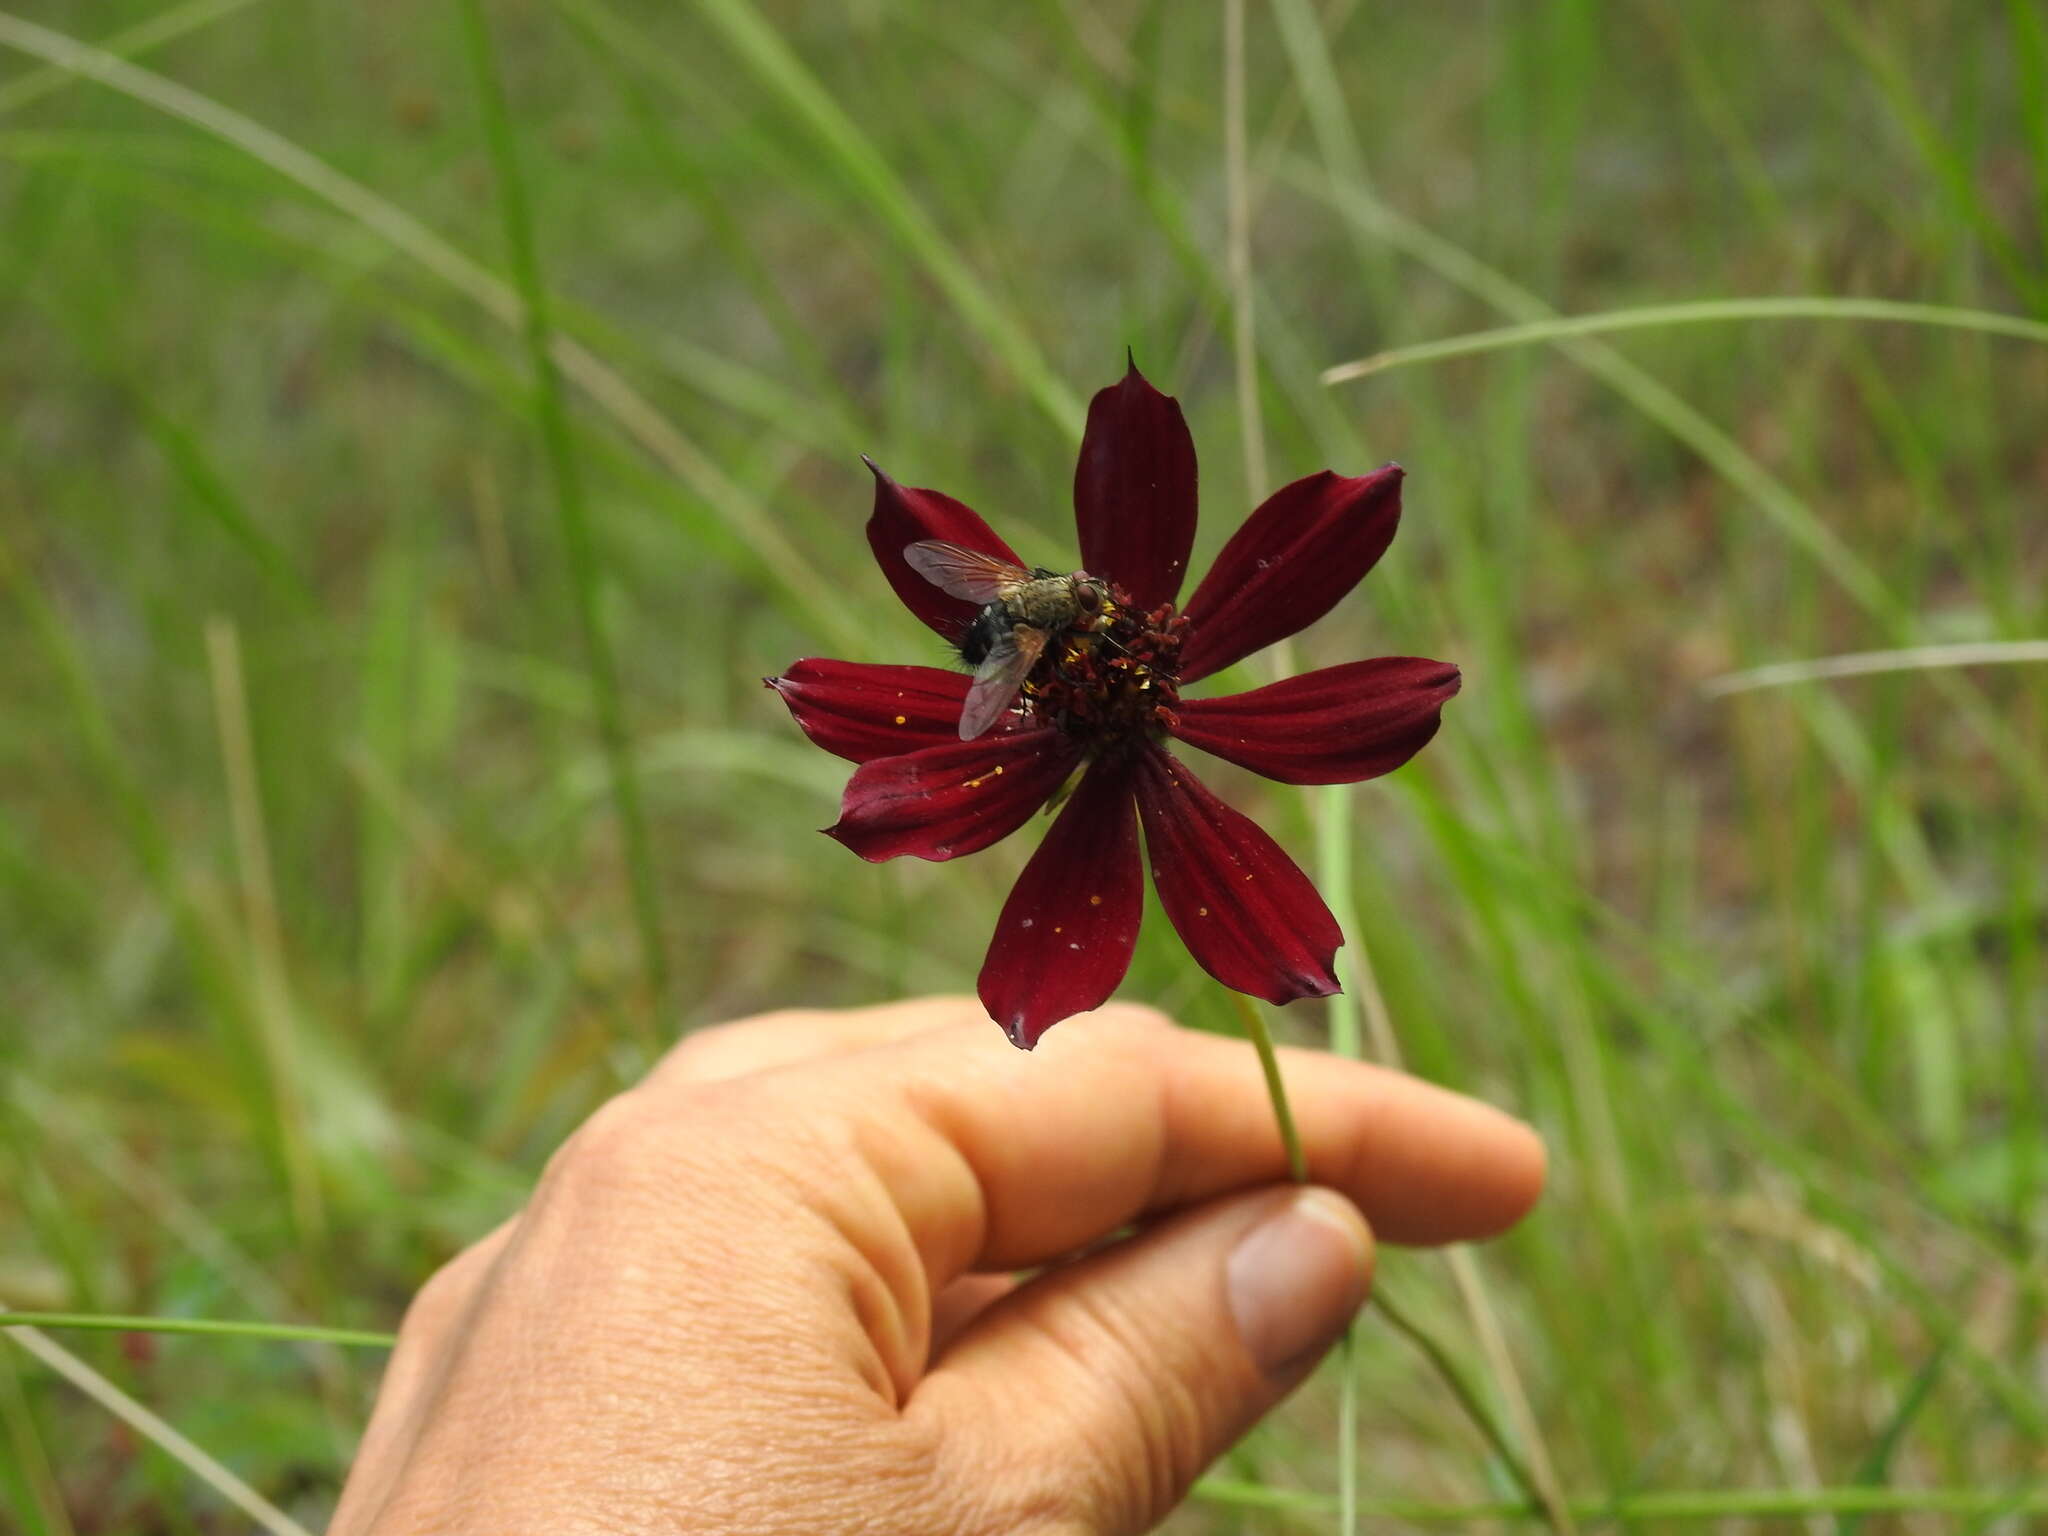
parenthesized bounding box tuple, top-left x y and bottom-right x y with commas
(769, 361, 1459, 1049)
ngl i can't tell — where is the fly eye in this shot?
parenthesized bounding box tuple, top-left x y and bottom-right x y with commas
(1075, 584, 1102, 613)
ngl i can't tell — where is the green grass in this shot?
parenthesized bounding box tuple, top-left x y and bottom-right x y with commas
(2, 1, 2044, 1531)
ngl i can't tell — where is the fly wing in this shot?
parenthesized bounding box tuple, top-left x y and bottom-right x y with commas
(905, 540, 1029, 604)
(958, 625, 1050, 739)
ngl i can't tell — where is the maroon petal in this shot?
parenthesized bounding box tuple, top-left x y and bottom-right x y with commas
(826, 729, 1078, 862)
(1178, 465, 1404, 683)
(978, 760, 1142, 1050)
(1171, 658, 1460, 785)
(1132, 749, 1341, 1005)
(863, 457, 1023, 639)
(766, 660, 974, 763)
(1073, 359, 1198, 608)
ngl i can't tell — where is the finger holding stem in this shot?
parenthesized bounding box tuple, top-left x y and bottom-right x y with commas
(1224, 984, 1551, 1524)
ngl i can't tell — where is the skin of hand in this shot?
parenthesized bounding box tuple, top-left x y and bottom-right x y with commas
(330, 998, 1545, 1536)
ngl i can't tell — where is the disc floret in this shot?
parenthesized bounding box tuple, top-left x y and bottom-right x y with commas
(1022, 585, 1186, 755)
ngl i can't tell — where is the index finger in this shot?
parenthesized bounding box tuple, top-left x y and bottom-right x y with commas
(717, 1011, 1544, 1286)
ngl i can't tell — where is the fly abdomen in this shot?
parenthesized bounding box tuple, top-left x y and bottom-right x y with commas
(957, 605, 1011, 667)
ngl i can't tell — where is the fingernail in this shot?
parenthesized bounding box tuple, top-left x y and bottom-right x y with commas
(1226, 1189, 1373, 1376)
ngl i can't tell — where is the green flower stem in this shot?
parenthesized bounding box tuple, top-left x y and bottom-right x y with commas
(1225, 987, 1307, 1184)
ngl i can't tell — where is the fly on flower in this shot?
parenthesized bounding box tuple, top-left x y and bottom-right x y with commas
(769, 360, 1460, 1050)
(903, 542, 1111, 739)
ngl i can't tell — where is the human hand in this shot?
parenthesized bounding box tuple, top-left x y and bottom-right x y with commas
(330, 998, 1545, 1535)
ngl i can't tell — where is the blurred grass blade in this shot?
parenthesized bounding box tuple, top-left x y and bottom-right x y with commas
(18, 285, 313, 604)
(0, 7, 856, 650)
(8, 1079, 354, 1383)
(1703, 641, 2048, 695)
(1287, 162, 1898, 622)
(0, 528, 250, 1057)
(1818, 0, 2047, 313)
(0, 0, 263, 116)
(3, 1319, 316, 1536)
(1192, 1479, 2048, 1522)
(2014, 0, 2048, 262)
(1222, 0, 1267, 504)
(1280, 157, 2048, 813)
(458, 0, 667, 1035)
(0, 1313, 396, 1349)
(206, 617, 325, 1246)
(680, 0, 1085, 438)
(1322, 298, 2048, 384)
(1836, 1338, 1952, 1536)
(0, 1345, 73, 1536)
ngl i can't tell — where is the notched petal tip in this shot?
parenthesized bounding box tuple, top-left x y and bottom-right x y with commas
(1256, 936, 1344, 1008)
(1002, 1014, 1036, 1051)
(1283, 970, 1342, 1003)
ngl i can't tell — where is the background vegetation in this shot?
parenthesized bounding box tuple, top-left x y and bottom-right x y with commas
(2, 0, 2044, 1530)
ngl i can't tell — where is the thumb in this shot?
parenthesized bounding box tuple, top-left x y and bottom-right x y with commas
(916, 1185, 1374, 1535)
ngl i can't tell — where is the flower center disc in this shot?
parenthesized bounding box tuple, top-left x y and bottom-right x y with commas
(1021, 583, 1185, 756)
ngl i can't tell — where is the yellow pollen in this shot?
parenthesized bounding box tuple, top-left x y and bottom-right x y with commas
(1053, 925, 1063, 934)
(993, 765, 1003, 774)
(1198, 906, 1210, 917)
(894, 715, 906, 725)
(1089, 894, 1102, 906)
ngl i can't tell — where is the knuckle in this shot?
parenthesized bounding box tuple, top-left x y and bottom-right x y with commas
(396, 1267, 460, 1342)
(541, 1089, 661, 1192)
(661, 1011, 807, 1075)
(657, 1021, 746, 1078)
(396, 1241, 490, 1344)
(544, 1077, 848, 1217)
